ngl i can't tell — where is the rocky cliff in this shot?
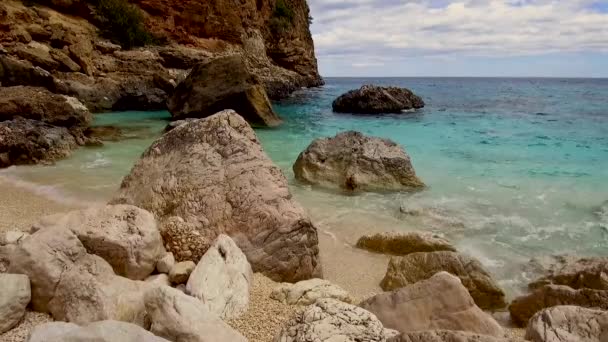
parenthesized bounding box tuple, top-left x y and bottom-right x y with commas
(0, 0, 323, 112)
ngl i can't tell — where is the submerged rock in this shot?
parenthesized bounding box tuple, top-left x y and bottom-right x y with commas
(361, 272, 503, 337)
(0, 118, 78, 167)
(332, 85, 424, 114)
(168, 55, 282, 127)
(112, 110, 321, 282)
(525, 306, 608, 342)
(356, 231, 456, 256)
(381, 251, 507, 310)
(274, 298, 386, 342)
(293, 131, 424, 192)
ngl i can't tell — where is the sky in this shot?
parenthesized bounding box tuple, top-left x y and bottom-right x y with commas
(307, 0, 608, 77)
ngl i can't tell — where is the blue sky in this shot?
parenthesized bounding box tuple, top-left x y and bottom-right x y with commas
(308, 0, 608, 77)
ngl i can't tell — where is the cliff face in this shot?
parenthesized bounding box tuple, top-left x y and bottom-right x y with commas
(0, 0, 323, 112)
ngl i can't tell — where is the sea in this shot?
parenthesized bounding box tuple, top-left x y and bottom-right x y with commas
(2, 77, 608, 297)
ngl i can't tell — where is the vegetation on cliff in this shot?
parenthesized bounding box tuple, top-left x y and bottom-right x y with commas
(91, 0, 155, 48)
(270, 0, 294, 34)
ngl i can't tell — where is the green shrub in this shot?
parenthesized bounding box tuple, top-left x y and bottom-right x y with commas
(270, 0, 294, 34)
(91, 0, 155, 48)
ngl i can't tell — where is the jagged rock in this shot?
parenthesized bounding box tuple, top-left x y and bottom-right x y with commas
(274, 298, 386, 342)
(159, 46, 211, 69)
(0, 86, 91, 129)
(68, 39, 95, 76)
(525, 306, 608, 342)
(7, 227, 157, 326)
(186, 234, 252, 319)
(361, 272, 503, 337)
(32, 205, 165, 280)
(270, 278, 352, 306)
(112, 110, 321, 282)
(27, 320, 171, 342)
(0, 55, 56, 89)
(0, 231, 29, 246)
(168, 55, 282, 127)
(50, 49, 81, 72)
(14, 42, 59, 70)
(0, 274, 31, 334)
(169, 261, 195, 285)
(527, 255, 608, 290)
(156, 252, 175, 274)
(164, 118, 196, 132)
(145, 285, 247, 342)
(0, 118, 78, 168)
(95, 41, 121, 54)
(389, 330, 523, 342)
(381, 251, 506, 310)
(356, 231, 456, 256)
(293, 131, 424, 192)
(509, 284, 608, 326)
(26, 24, 52, 41)
(332, 85, 425, 114)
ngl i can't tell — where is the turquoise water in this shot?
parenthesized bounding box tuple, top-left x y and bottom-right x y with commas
(2, 77, 607, 295)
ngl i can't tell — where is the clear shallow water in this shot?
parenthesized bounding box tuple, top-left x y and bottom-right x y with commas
(2, 77, 608, 297)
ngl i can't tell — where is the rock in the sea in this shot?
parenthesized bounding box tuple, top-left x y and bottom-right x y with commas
(145, 285, 247, 342)
(27, 320, 170, 342)
(270, 278, 352, 306)
(381, 251, 506, 310)
(7, 227, 156, 326)
(361, 272, 503, 337)
(0, 86, 91, 129)
(32, 205, 165, 280)
(274, 298, 386, 342)
(356, 231, 456, 256)
(525, 305, 608, 342)
(332, 85, 425, 114)
(156, 252, 175, 274)
(186, 234, 252, 319)
(293, 131, 424, 192)
(169, 261, 195, 285)
(0, 118, 78, 167)
(508, 284, 608, 326)
(112, 110, 321, 282)
(0, 274, 31, 334)
(168, 55, 282, 127)
(527, 255, 608, 290)
(389, 330, 523, 342)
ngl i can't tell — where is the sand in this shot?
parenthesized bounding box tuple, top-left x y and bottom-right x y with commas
(0, 180, 526, 341)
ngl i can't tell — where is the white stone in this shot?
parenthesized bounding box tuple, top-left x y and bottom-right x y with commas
(270, 278, 352, 305)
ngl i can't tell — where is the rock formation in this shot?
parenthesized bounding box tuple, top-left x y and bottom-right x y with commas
(381, 251, 507, 310)
(361, 272, 504, 337)
(0, 273, 31, 334)
(356, 231, 456, 256)
(112, 110, 321, 282)
(294, 131, 425, 192)
(332, 85, 425, 114)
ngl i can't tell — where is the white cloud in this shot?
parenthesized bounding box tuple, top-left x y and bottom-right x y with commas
(308, 0, 608, 63)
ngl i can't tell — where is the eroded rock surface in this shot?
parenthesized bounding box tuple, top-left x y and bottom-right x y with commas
(389, 330, 523, 342)
(270, 278, 352, 306)
(27, 320, 170, 342)
(294, 131, 424, 192)
(381, 251, 506, 310)
(0, 273, 31, 334)
(112, 110, 321, 282)
(525, 306, 608, 342)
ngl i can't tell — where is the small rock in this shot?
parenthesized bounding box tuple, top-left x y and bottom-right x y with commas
(0, 231, 29, 246)
(381, 251, 507, 310)
(169, 261, 195, 284)
(361, 272, 503, 337)
(356, 231, 456, 256)
(145, 285, 247, 342)
(274, 298, 386, 342)
(27, 320, 170, 342)
(0, 274, 31, 334)
(332, 85, 425, 114)
(525, 305, 608, 342)
(186, 234, 252, 319)
(95, 40, 121, 54)
(156, 252, 175, 274)
(270, 278, 352, 306)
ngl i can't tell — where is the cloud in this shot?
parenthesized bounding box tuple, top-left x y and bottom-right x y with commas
(307, 0, 608, 66)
